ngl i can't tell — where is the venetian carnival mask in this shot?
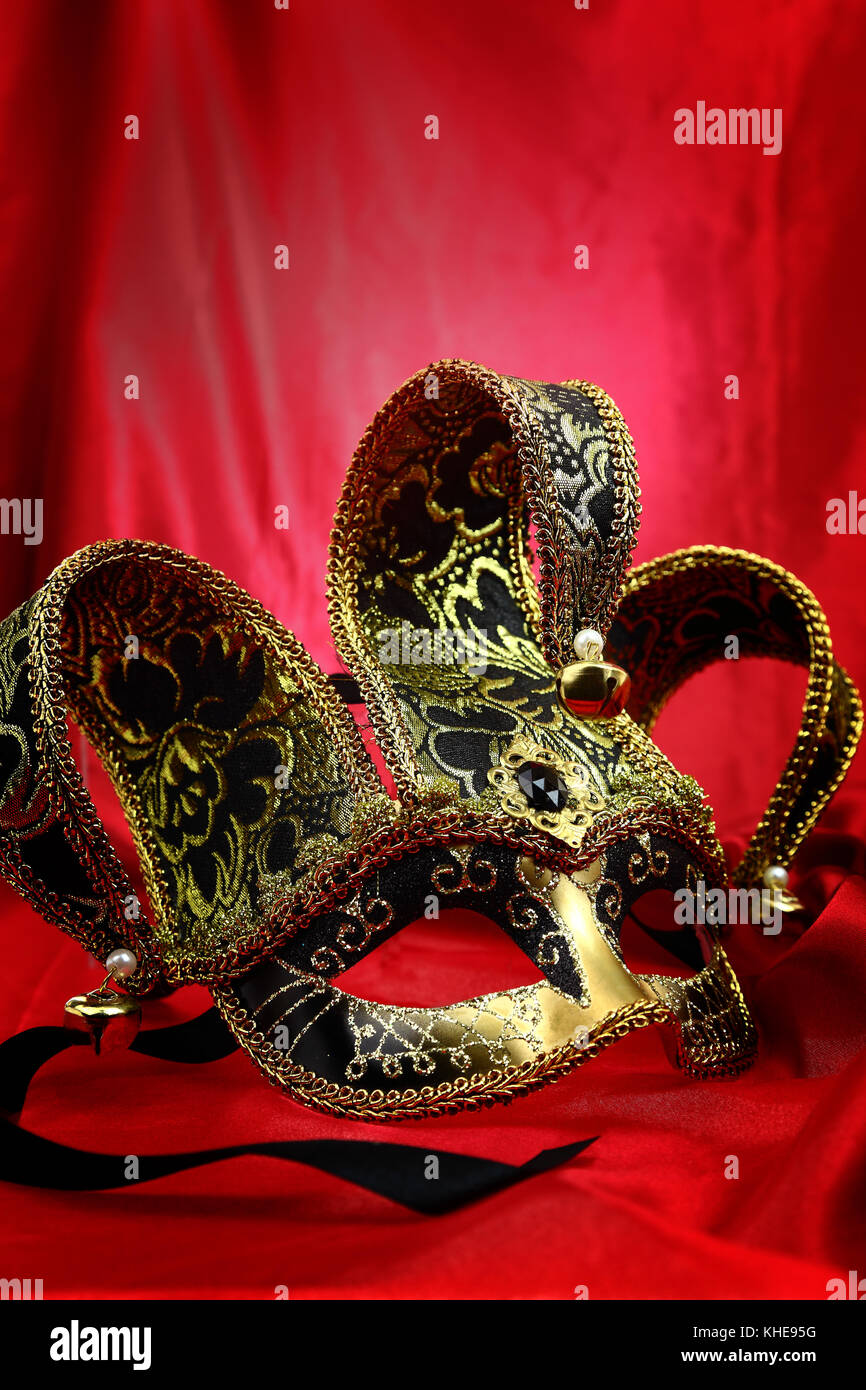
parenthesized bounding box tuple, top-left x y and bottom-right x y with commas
(0, 361, 860, 1119)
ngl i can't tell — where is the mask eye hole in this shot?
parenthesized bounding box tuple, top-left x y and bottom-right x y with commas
(333, 908, 546, 1006)
(619, 889, 709, 974)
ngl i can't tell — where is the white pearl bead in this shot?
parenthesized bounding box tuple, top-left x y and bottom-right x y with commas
(762, 865, 789, 890)
(574, 628, 604, 661)
(105, 947, 138, 979)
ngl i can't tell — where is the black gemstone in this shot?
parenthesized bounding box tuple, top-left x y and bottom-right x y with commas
(516, 760, 569, 813)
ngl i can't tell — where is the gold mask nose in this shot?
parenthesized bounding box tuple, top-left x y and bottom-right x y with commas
(518, 856, 655, 1040)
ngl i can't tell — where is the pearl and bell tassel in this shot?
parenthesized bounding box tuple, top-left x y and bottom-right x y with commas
(64, 947, 142, 1054)
(556, 628, 632, 720)
(761, 863, 803, 914)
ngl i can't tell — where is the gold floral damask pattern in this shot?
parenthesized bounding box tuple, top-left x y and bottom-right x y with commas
(59, 554, 369, 958)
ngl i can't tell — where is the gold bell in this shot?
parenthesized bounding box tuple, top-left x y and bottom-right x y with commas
(64, 988, 142, 1054)
(557, 628, 631, 720)
(762, 864, 804, 914)
(64, 947, 142, 1054)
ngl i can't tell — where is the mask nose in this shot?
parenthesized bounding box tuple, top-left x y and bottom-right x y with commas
(519, 856, 656, 1034)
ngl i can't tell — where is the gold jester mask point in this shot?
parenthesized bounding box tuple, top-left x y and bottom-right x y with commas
(0, 361, 860, 1119)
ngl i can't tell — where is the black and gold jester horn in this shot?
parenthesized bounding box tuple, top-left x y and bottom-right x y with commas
(0, 361, 860, 1119)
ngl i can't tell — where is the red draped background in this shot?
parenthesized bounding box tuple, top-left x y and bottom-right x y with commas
(1, 0, 865, 1299)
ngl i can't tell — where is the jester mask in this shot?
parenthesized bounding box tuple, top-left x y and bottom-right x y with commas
(0, 361, 860, 1119)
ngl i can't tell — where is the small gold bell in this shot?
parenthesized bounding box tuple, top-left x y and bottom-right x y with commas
(64, 988, 142, 1054)
(64, 948, 142, 1054)
(762, 864, 804, 915)
(557, 628, 631, 720)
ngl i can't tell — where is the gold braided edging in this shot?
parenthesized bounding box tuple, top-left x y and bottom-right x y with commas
(211, 989, 671, 1121)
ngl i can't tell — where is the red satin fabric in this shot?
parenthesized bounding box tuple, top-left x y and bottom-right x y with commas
(2, 0, 865, 1299)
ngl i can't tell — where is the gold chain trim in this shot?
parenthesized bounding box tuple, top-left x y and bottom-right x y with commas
(621, 545, 863, 885)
